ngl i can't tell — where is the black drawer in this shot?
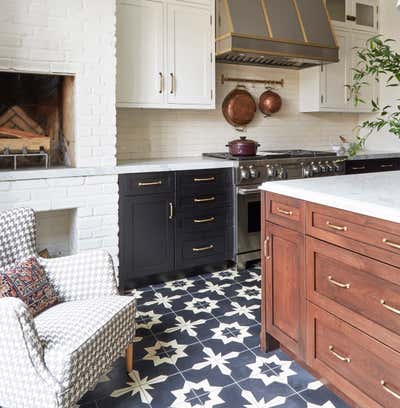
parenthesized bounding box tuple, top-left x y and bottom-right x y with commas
(175, 232, 233, 269)
(176, 206, 233, 235)
(119, 172, 174, 196)
(176, 168, 233, 191)
(345, 158, 400, 174)
(177, 189, 233, 210)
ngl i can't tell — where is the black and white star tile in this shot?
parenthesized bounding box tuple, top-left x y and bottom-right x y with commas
(79, 267, 350, 408)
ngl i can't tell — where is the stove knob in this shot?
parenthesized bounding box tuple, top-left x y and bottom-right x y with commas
(278, 167, 288, 180)
(249, 165, 259, 179)
(302, 165, 313, 178)
(319, 161, 327, 174)
(311, 161, 320, 175)
(334, 160, 344, 173)
(326, 161, 334, 173)
(266, 165, 277, 178)
(240, 166, 250, 180)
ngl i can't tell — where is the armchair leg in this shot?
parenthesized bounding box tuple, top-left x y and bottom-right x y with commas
(126, 343, 134, 373)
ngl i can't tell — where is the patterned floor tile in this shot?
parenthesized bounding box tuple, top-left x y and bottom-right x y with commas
(78, 268, 349, 408)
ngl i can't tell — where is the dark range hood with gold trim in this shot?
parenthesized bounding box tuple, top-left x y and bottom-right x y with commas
(216, 0, 339, 69)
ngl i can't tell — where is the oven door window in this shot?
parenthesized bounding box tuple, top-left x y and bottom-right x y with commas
(248, 200, 261, 233)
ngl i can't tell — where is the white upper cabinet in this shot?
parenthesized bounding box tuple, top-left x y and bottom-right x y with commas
(116, 0, 215, 109)
(325, 0, 378, 32)
(117, 0, 164, 107)
(299, 29, 378, 113)
(167, 3, 213, 106)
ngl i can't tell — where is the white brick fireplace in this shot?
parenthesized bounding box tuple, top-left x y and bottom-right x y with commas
(0, 1, 120, 267)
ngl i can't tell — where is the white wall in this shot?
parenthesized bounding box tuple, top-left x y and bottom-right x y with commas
(361, 1, 400, 151)
(117, 64, 359, 160)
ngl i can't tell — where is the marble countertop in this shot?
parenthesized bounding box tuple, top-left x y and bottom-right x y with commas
(0, 157, 236, 181)
(260, 171, 400, 224)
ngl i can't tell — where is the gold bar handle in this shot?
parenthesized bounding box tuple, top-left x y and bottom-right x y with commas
(382, 238, 400, 250)
(329, 346, 351, 363)
(326, 221, 348, 232)
(138, 181, 162, 187)
(194, 217, 215, 224)
(169, 202, 174, 220)
(328, 276, 350, 289)
(170, 73, 174, 94)
(194, 197, 215, 203)
(381, 300, 400, 316)
(193, 177, 215, 182)
(159, 72, 163, 94)
(193, 244, 214, 252)
(264, 236, 271, 260)
(381, 381, 400, 400)
(277, 208, 293, 216)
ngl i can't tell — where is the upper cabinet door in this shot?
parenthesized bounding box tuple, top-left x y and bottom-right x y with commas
(167, 2, 214, 106)
(351, 0, 378, 32)
(116, 0, 164, 107)
(321, 30, 350, 110)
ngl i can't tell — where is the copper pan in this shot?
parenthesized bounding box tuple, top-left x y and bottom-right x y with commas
(222, 86, 256, 131)
(259, 88, 282, 117)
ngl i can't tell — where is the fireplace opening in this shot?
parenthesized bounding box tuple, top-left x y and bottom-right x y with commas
(0, 72, 75, 170)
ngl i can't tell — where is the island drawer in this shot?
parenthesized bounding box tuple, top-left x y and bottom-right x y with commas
(307, 303, 400, 408)
(266, 193, 305, 232)
(306, 203, 400, 265)
(307, 237, 400, 347)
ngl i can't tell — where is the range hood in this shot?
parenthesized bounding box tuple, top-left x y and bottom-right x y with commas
(216, 0, 339, 69)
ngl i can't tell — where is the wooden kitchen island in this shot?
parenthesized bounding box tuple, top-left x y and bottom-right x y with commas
(259, 171, 400, 408)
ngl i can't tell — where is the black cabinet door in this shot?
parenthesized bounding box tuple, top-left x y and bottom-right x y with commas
(119, 193, 174, 288)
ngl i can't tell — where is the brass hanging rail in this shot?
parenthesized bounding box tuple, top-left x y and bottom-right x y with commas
(221, 74, 284, 87)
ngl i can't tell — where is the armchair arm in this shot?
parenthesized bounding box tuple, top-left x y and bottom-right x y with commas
(40, 250, 118, 302)
(0, 298, 61, 408)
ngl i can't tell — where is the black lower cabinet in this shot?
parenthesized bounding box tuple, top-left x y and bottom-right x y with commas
(119, 168, 234, 290)
(345, 158, 400, 174)
(119, 193, 174, 289)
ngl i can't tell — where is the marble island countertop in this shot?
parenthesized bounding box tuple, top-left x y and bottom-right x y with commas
(260, 171, 400, 224)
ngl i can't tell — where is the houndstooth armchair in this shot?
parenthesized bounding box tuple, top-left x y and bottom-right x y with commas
(0, 208, 136, 408)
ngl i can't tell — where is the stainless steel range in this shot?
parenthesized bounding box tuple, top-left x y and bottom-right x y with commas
(203, 150, 346, 269)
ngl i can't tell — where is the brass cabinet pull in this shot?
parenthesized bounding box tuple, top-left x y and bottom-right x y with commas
(381, 300, 400, 316)
(138, 180, 162, 187)
(277, 207, 293, 216)
(264, 236, 271, 260)
(329, 346, 351, 363)
(381, 381, 400, 400)
(194, 197, 215, 203)
(328, 276, 350, 289)
(382, 238, 400, 250)
(380, 164, 394, 168)
(193, 244, 214, 252)
(169, 202, 174, 220)
(193, 176, 215, 182)
(351, 166, 366, 170)
(158, 72, 163, 94)
(326, 221, 348, 232)
(193, 217, 215, 224)
(170, 73, 174, 94)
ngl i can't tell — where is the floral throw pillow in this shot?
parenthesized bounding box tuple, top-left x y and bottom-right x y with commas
(0, 256, 59, 317)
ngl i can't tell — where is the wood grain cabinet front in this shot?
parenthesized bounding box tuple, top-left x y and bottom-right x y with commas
(264, 221, 306, 358)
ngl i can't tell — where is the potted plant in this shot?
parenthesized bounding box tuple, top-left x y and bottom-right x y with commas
(347, 36, 400, 156)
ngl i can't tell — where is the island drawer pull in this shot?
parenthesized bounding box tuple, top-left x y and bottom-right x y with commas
(381, 381, 400, 400)
(328, 276, 350, 289)
(351, 166, 366, 170)
(193, 244, 214, 252)
(169, 202, 174, 220)
(381, 300, 400, 315)
(380, 164, 394, 168)
(264, 236, 271, 260)
(138, 180, 162, 187)
(326, 221, 348, 232)
(193, 217, 215, 224)
(277, 207, 293, 216)
(329, 346, 351, 363)
(194, 197, 216, 203)
(382, 238, 400, 250)
(193, 176, 215, 182)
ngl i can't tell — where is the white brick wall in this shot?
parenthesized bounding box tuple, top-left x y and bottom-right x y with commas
(0, 0, 117, 167)
(117, 64, 359, 160)
(0, 174, 120, 265)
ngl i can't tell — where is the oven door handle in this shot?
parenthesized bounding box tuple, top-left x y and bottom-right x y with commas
(237, 188, 261, 196)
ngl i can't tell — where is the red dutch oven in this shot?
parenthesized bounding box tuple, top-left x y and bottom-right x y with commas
(226, 136, 260, 156)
